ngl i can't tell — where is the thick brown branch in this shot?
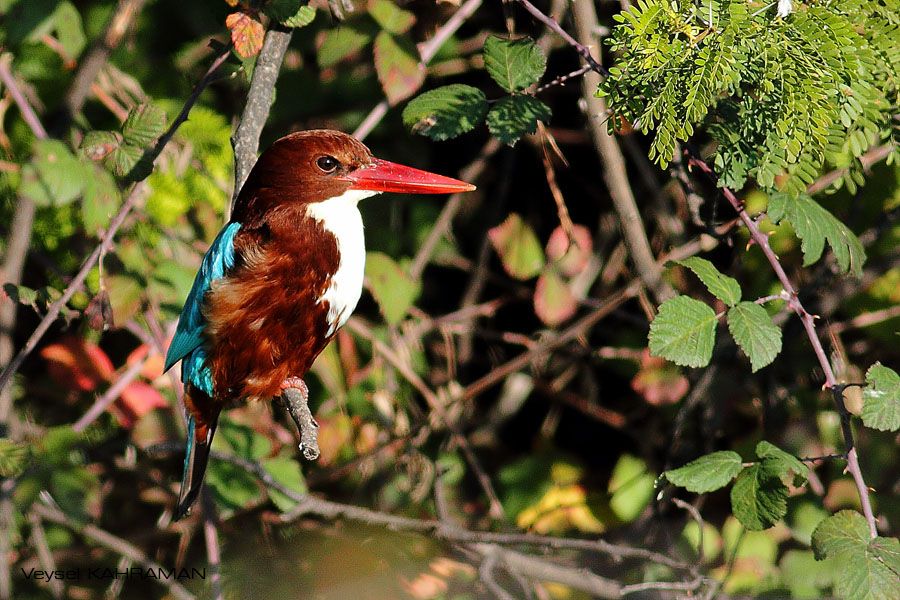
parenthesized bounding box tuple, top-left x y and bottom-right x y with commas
(230, 27, 293, 206)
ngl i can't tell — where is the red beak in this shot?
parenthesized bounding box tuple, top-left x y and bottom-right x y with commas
(345, 158, 475, 194)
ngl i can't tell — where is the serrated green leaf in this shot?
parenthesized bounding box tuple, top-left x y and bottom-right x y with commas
(366, 252, 421, 324)
(485, 95, 551, 146)
(664, 450, 743, 493)
(862, 363, 900, 432)
(368, 0, 415, 34)
(0, 439, 30, 477)
(317, 22, 377, 68)
(755, 441, 807, 487)
(80, 131, 121, 161)
(649, 296, 717, 368)
(108, 143, 153, 181)
(261, 455, 307, 511)
(373, 31, 424, 105)
(265, 0, 316, 28)
(488, 213, 545, 280)
(483, 35, 546, 92)
(402, 84, 488, 141)
(726, 301, 782, 372)
(122, 104, 167, 148)
(2, 283, 39, 311)
(730, 463, 788, 530)
(812, 511, 899, 600)
(674, 257, 741, 306)
(768, 193, 866, 276)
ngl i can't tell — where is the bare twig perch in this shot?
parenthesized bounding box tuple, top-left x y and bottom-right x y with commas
(280, 387, 320, 461)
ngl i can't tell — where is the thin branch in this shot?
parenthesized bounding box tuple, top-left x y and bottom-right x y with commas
(32, 502, 195, 600)
(0, 47, 232, 398)
(806, 143, 895, 195)
(353, 0, 483, 141)
(571, 0, 675, 303)
(230, 27, 293, 207)
(61, 0, 148, 125)
(200, 489, 224, 600)
(0, 54, 49, 139)
(409, 137, 501, 278)
(27, 512, 63, 599)
(686, 153, 879, 538)
(829, 304, 900, 334)
(513, 0, 607, 76)
(346, 318, 507, 520)
(72, 356, 146, 433)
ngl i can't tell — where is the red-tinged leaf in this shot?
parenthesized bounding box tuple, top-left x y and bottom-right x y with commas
(534, 269, 578, 326)
(630, 350, 689, 406)
(226, 11, 265, 59)
(112, 382, 167, 429)
(40, 336, 115, 392)
(488, 213, 545, 280)
(373, 31, 425, 105)
(125, 344, 165, 381)
(315, 414, 353, 466)
(546, 225, 593, 277)
(84, 289, 113, 331)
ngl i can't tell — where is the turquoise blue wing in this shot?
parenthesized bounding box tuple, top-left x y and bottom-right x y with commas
(164, 222, 242, 394)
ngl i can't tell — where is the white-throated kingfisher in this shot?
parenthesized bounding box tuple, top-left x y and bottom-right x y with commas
(164, 130, 475, 519)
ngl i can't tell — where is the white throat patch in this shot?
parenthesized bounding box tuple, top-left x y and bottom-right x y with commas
(305, 188, 378, 335)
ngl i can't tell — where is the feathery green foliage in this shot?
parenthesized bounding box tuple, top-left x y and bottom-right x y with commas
(599, 0, 899, 195)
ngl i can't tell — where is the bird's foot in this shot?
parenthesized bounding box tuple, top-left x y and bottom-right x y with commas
(279, 377, 319, 461)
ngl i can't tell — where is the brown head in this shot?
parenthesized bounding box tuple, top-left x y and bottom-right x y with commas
(232, 129, 474, 227)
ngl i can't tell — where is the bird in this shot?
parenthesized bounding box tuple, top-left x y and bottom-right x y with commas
(163, 130, 475, 519)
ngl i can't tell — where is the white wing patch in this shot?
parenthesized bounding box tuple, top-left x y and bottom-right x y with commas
(305, 189, 378, 336)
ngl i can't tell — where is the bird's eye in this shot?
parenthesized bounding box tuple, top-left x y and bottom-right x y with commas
(316, 155, 339, 173)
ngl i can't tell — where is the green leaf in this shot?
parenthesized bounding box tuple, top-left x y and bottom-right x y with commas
(726, 301, 782, 372)
(488, 213, 545, 280)
(482, 35, 546, 92)
(80, 130, 121, 161)
(608, 454, 655, 522)
(485, 95, 552, 146)
(768, 193, 866, 277)
(755, 441, 807, 487)
(265, 0, 316, 28)
(122, 104, 167, 148)
(373, 31, 424, 105)
(206, 460, 261, 515)
(368, 0, 415, 34)
(215, 419, 272, 460)
(648, 296, 717, 368)
(674, 257, 741, 306)
(664, 451, 743, 493)
(20, 140, 88, 206)
(862, 363, 900, 432)
(108, 143, 153, 181)
(261, 455, 307, 511)
(0, 439, 30, 477)
(812, 511, 900, 600)
(730, 463, 788, 530)
(365, 252, 421, 324)
(3, 283, 39, 311)
(402, 84, 488, 141)
(317, 22, 377, 68)
(81, 166, 120, 236)
(779, 550, 835, 599)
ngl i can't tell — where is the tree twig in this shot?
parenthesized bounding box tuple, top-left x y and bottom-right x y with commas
(27, 512, 63, 599)
(72, 356, 146, 433)
(686, 153, 879, 538)
(571, 0, 675, 303)
(32, 502, 195, 600)
(0, 54, 49, 140)
(512, 0, 607, 76)
(0, 47, 232, 398)
(230, 27, 293, 207)
(353, 0, 483, 141)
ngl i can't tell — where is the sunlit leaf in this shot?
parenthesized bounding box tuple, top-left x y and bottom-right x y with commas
(674, 256, 741, 306)
(648, 296, 717, 368)
(317, 22, 377, 67)
(402, 84, 488, 141)
(862, 363, 900, 432)
(20, 140, 88, 206)
(534, 268, 577, 326)
(488, 213, 545, 280)
(730, 462, 788, 530)
(122, 104, 167, 148)
(373, 31, 424, 105)
(482, 35, 546, 92)
(226, 11, 265, 59)
(366, 251, 421, 324)
(664, 451, 743, 493)
(262, 455, 307, 511)
(546, 225, 593, 277)
(265, 0, 316, 28)
(368, 0, 415, 34)
(726, 301, 782, 372)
